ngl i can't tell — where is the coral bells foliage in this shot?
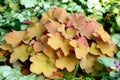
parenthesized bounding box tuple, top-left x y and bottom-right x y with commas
(0, 8, 118, 78)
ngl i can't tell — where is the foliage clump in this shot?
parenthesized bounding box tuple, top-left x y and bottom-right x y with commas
(0, 8, 117, 79)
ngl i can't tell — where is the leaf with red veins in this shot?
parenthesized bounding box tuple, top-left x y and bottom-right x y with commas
(57, 24, 76, 39)
(97, 41, 118, 57)
(93, 26, 112, 44)
(67, 13, 86, 30)
(55, 54, 78, 72)
(70, 39, 89, 59)
(45, 20, 61, 32)
(5, 30, 25, 47)
(47, 33, 70, 56)
(41, 8, 67, 24)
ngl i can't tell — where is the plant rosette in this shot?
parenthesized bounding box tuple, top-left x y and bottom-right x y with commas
(0, 8, 118, 79)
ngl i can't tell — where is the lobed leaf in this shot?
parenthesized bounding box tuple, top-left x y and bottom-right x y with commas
(5, 30, 25, 47)
(97, 41, 117, 57)
(45, 20, 61, 32)
(55, 54, 78, 72)
(70, 39, 89, 59)
(93, 26, 112, 44)
(48, 32, 70, 56)
(25, 23, 46, 42)
(57, 24, 76, 39)
(89, 42, 101, 55)
(10, 44, 34, 63)
(30, 53, 57, 77)
(80, 54, 96, 73)
(41, 8, 67, 24)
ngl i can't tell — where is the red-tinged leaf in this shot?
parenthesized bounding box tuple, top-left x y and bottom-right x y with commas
(80, 21, 100, 39)
(57, 24, 76, 39)
(24, 20, 32, 24)
(93, 26, 112, 44)
(45, 20, 61, 32)
(67, 13, 86, 30)
(5, 30, 25, 47)
(0, 50, 8, 56)
(53, 71, 64, 78)
(30, 40, 43, 53)
(77, 36, 89, 46)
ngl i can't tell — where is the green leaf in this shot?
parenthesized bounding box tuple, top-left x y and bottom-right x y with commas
(0, 66, 12, 77)
(19, 73, 36, 80)
(112, 34, 120, 47)
(97, 57, 115, 67)
(20, 0, 37, 8)
(116, 51, 120, 59)
(0, 56, 7, 62)
(109, 71, 116, 78)
(62, 0, 69, 3)
(0, 73, 4, 80)
(116, 16, 120, 27)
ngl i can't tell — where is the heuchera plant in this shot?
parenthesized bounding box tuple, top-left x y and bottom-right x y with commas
(0, 8, 118, 79)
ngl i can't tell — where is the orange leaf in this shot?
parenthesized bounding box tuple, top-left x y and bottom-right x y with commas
(41, 8, 67, 24)
(25, 23, 46, 42)
(93, 26, 112, 44)
(43, 44, 57, 59)
(67, 13, 86, 29)
(45, 20, 61, 32)
(5, 30, 25, 47)
(80, 54, 96, 73)
(30, 53, 57, 77)
(57, 24, 76, 39)
(89, 42, 101, 55)
(30, 40, 43, 53)
(47, 33, 70, 56)
(80, 21, 100, 39)
(0, 43, 12, 52)
(97, 41, 117, 57)
(55, 54, 78, 72)
(70, 39, 89, 59)
(10, 44, 33, 63)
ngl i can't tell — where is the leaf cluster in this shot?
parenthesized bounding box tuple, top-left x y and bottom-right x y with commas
(0, 8, 117, 79)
